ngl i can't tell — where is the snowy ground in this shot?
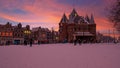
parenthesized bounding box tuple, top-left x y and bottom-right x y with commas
(0, 43, 120, 68)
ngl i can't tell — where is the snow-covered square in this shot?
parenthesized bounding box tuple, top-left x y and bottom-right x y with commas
(0, 43, 120, 68)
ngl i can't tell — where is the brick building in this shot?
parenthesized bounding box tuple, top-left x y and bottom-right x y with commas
(0, 22, 13, 45)
(32, 27, 54, 44)
(22, 25, 32, 44)
(32, 27, 59, 44)
(0, 22, 31, 45)
(59, 9, 96, 43)
(13, 23, 31, 45)
(13, 23, 24, 44)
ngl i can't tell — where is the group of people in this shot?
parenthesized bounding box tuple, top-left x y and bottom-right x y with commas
(24, 38, 33, 47)
(74, 39, 82, 45)
(73, 38, 96, 45)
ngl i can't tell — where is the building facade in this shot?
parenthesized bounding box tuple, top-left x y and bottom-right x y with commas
(23, 25, 32, 44)
(32, 27, 57, 44)
(0, 22, 32, 45)
(0, 22, 13, 45)
(13, 23, 24, 45)
(59, 9, 96, 43)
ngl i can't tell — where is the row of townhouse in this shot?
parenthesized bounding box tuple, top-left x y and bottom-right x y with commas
(32, 27, 59, 44)
(0, 22, 59, 45)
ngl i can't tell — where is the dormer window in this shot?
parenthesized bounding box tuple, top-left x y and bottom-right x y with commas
(75, 13, 77, 17)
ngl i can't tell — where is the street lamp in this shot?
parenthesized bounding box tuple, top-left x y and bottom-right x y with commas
(113, 29, 116, 43)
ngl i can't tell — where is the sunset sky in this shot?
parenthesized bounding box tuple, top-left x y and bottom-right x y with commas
(0, 0, 115, 33)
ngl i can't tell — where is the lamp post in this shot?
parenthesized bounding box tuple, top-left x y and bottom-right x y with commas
(108, 29, 110, 43)
(113, 29, 116, 43)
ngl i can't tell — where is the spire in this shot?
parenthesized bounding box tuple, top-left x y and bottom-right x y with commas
(60, 13, 68, 23)
(90, 14, 95, 24)
(69, 8, 79, 23)
(70, 8, 78, 18)
(18, 23, 22, 28)
(85, 14, 90, 23)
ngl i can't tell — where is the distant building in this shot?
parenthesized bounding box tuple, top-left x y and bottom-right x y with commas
(13, 23, 24, 45)
(0, 22, 32, 45)
(0, 22, 13, 45)
(32, 27, 52, 44)
(0, 22, 59, 45)
(32, 27, 59, 44)
(51, 30, 59, 43)
(23, 25, 31, 44)
(59, 9, 96, 43)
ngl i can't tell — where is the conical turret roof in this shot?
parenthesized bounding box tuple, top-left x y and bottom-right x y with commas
(69, 8, 78, 18)
(90, 14, 95, 24)
(60, 13, 68, 23)
(69, 8, 79, 23)
(85, 14, 90, 23)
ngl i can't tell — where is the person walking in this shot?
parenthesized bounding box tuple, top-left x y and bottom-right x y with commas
(74, 39, 77, 46)
(73, 35, 77, 46)
(38, 40, 40, 45)
(30, 38, 33, 47)
(78, 39, 81, 45)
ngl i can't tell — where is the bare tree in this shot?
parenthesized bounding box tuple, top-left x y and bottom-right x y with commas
(108, 0, 120, 32)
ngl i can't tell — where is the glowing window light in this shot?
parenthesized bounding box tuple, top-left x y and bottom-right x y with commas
(2, 32, 5, 36)
(9, 32, 13, 36)
(42, 34, 45, 37)
(56, 37, 58, 40)
(24, 31, 27, 34)
(28, 31, 31, 34)
(24, 30, 31, 34)
(6, 32, 9, 36)
(75, 13, 77, 16)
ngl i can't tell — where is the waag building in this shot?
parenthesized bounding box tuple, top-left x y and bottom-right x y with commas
(59, 9, 96, 43)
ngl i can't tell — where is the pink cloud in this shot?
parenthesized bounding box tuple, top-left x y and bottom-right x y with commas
(0, 0, 116, 32)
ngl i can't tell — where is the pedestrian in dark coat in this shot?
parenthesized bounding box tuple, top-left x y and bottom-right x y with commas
(78, 39, 81, 45)
(24, 40, 27, 45)
(30, 39, 33, 47)
(74, 39, 77, 46)
(38, 40, 40, 45)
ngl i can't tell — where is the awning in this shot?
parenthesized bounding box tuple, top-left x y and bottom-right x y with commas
(73, 32, 94, 36)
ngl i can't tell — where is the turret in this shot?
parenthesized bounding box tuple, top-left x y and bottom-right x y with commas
(59, 13, 68, 23)
(85, 14, 90, 23)
(69, 8, 79, 23)
(90, 14, 95, 24)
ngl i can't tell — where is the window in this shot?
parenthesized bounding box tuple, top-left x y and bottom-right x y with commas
(9, 32, 13, 36)
(2, 32, 5, 36)
(0, 32, 1, 36)
(6, 32, 9, 36)
(74, 28, 76, 31)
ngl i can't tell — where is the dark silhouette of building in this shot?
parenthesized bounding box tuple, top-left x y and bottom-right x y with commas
(59, 9, 96, 43)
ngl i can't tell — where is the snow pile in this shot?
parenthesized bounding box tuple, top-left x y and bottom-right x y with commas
(0, 43, 120, 68)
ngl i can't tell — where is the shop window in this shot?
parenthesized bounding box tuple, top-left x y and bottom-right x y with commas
(6, 32, 9, 36)
(2, 32, 5, 36)
(9, 32, 13, 36)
